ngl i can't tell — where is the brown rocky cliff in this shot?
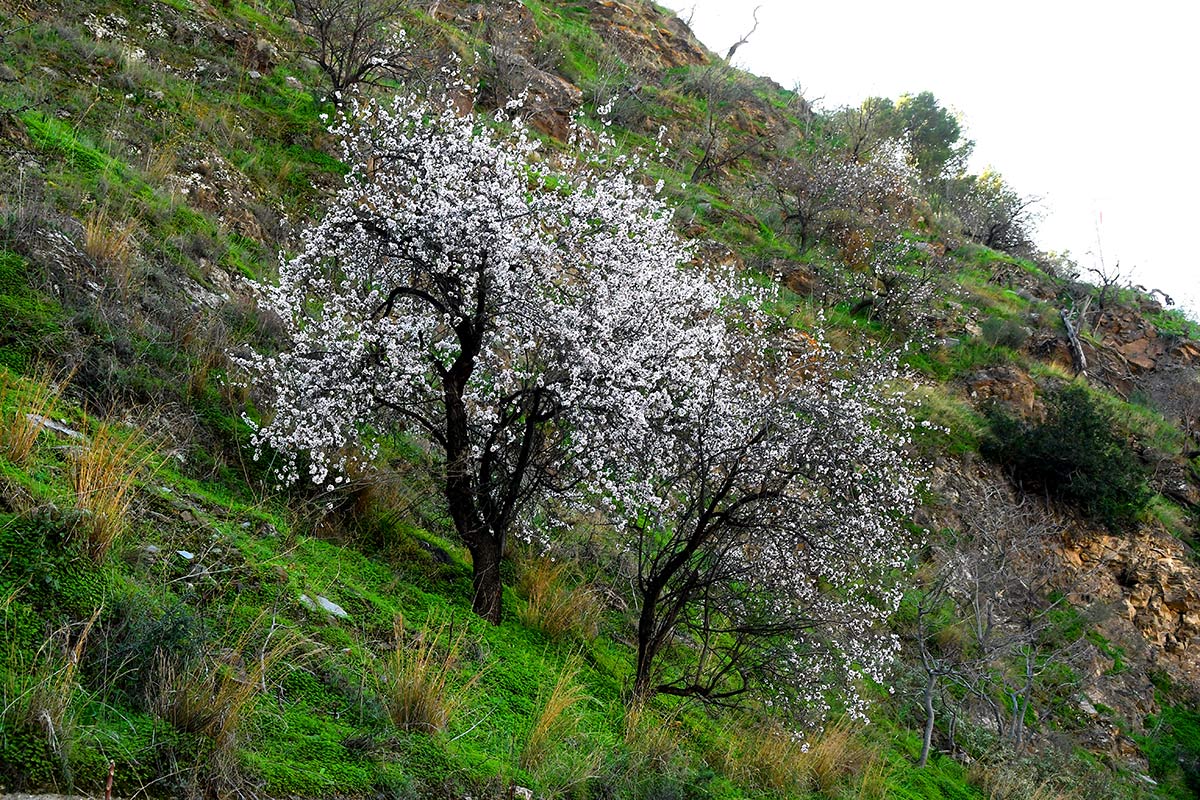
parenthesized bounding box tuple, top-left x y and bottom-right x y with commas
(1062, 526, 1200, 689)
(578, 0, 710, 76)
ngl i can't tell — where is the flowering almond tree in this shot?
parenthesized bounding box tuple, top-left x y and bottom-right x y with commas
(765, 139, 915, 254)
(612, 319, 921, 717)
(238, 91, 726, 623)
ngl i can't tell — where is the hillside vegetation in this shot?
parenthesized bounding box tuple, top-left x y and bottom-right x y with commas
(2, 1, 1199, 799)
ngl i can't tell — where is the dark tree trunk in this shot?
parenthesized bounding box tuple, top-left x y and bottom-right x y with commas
(445, 462, 504, 624)
(464, 529, 503, 624)
(633, 595, 661, 700)
(442, 319, 507, 623)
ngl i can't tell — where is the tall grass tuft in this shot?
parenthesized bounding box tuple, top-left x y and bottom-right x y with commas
(0, 368, 63, 464)
(855, 753, 893, 800)
(517, 555, 602, 641)
(520, 656, 590, 772)
(150, 617, 300, 788)
(718, 717, 868, 796)
(805, 718, 869, 796)
(82, 208, 139, 294)
(378, 612, 480, 733)
(622, 700, 681, 771)
(69, 421, 155, 561)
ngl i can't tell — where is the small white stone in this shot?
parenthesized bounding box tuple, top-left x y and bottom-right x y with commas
(316, 595, 349, 619)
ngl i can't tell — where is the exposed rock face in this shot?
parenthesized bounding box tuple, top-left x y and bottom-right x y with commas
(964, 365, 1039, 415)
(930, 462, 1200, 760)
(492, 48, 584, 139)
(580, 0, 709, 76)
(1081, 303, 1200, 396)
(434, 0, 584, 139)
(1063, 525, 1200, 694)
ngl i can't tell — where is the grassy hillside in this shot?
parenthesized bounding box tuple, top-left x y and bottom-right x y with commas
(1, 1, 1199, 798)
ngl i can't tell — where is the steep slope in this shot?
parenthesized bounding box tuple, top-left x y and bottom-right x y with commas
(1, 1, 1198, 798)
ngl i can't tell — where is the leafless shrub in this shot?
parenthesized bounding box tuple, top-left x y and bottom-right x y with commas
(291, 0, 408, 98)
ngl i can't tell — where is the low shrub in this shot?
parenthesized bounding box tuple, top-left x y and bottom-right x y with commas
(983, 384, 1150, 530)
(980, 316, 1030, 350)
(0, 609, 100, 790)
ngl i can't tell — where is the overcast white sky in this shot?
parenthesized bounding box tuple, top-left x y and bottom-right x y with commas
(664, 0, 1200, 314)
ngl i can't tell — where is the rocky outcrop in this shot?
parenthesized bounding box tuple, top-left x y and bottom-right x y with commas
(1063, 525, 1200, 691)
(432, 0, 584, 139)
(580, 0, 709, 76)
(1083, 304, 1200, 396)
(964, 364, 1040, 416)
(492, 48, 584, 139)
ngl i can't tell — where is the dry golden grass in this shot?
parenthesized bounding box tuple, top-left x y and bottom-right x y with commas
(0, 368, 63, 464)
(623, 700, 681, 769)
(806, 719, 870, 796)
(720, 719, 809, 794)
(69, 421, 155, 561)
(184, 319, 230, 398)
(854, 753, 893, 800)
(718, 717, 869, 796)
(143, 141, 178, 184)
(379, 612, 481, 733)
(517, 555, 602, 641)
(151, 620, 300, 750)
(149, 619, 300, 791)
(521, 656, 590, 771)
(82, 208, 139, 292)
(967, 760, 1081, 800)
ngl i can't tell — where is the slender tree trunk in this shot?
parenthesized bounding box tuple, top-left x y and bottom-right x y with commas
(918, 672, 937, 767)
(442, 331, 505, 624)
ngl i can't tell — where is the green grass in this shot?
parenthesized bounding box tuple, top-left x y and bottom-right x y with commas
(904, 336, 1018, 381)
(908, 383, 986, 455)
(1142, 702, 1200, 799)
(1087, 631, 1130, 676)
(1149, 308, 1200, 341)
(0, 251, 66, 372)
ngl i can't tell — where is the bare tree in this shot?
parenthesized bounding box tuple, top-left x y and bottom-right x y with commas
(1086, 259, 1128, 316)
(910, 481, 1096, 764)
(944, 169, 1041, 256)
(829, 97, 897, 163)
(292, 0, 408, 99)
(763, 141, 914, 254)
(683, 8, 766, 184)
(913, 569, 960, 767)
(684, 66, 765, 184)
